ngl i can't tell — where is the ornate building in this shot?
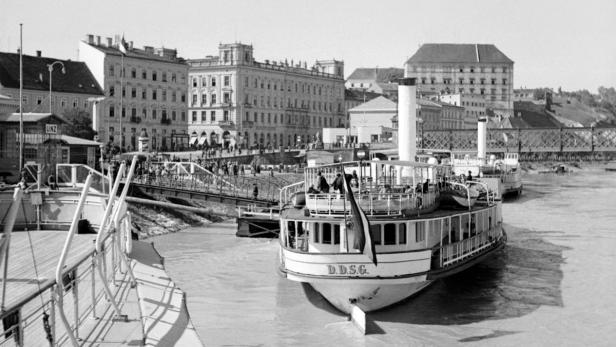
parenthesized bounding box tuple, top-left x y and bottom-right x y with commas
(187, 43, 345, 149)
(404, 43, 514, 118)
(79, 34, 189, 151)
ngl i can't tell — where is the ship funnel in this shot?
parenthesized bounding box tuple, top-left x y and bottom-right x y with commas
(397, 78, 417, 163)
(477, 117, 487, 163)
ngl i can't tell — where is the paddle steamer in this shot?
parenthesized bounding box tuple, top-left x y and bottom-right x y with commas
(277, 78, 507, 315)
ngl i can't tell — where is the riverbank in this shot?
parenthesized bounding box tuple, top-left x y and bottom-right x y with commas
(127, 196, 238, 239)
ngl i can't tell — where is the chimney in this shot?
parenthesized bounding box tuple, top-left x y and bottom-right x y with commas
(477, 117, 487, 163)
(129, 41, 133, 49)
(96, 36, 101, 45)
(87, 34, 94, 44)
(397, 77, 417, 163)
(106, 37, 113, 47)
(36, 50, 42, 57)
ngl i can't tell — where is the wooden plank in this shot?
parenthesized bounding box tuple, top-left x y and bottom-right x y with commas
(2, 230, 97, 310)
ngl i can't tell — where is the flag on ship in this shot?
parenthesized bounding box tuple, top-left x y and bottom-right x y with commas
(342, 168, 377, 266)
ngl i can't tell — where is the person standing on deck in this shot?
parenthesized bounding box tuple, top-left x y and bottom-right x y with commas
(316, 171, 330, 193)
(253, 183, 259, 200)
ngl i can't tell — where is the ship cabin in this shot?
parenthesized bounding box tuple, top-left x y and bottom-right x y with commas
(279, 160, 504, 267)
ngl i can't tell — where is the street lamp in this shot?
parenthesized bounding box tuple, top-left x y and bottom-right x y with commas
(47, 61, 66, 114)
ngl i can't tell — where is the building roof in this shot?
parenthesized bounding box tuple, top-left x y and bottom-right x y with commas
(59, 134, 101, 146)
(347, 67, 404, 82)
(0, 112, 68, 123)
(376, 82, 399, 93)
(406, 44, 513, 64)
(344, 88, 383, 102)
(0, 52, 103, 95)
(349, 96, 396, 113)
(82, 40, 186, 64)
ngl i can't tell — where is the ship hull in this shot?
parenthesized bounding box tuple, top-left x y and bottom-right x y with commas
(310, 279, 433, 314)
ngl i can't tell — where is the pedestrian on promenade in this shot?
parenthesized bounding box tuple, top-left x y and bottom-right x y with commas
(253, 183, 259, 200)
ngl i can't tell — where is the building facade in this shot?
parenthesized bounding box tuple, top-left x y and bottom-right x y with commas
(348, 96, 397, 143)
(404, 43, 514, 118)
(437, 93, 486, 128)
(0, 51, 103, 117)
(187, 43, 345, 149)
(79, 34, 189, 151)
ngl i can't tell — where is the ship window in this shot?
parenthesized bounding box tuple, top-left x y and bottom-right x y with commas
(314, 223, 320, 243)
(370, 224, 382, 245)
(287, 221, 296, 247)
(384, 224, 396, 245)
(399, 223, 407, 244)
(334, 224, 340, 244)
(322, 223, 332, 244)
(415, 221, 425, 242)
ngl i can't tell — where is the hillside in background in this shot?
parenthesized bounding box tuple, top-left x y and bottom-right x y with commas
(518, 87, 616, 127)
(550, 96, 616, 127)
(511, 101, 561, 128)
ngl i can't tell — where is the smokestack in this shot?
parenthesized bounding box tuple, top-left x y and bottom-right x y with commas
(106, 37, 113, 47)
(477, 117, 487, 163)
(36, 50, 41, 57)
(87, 34, 94, 44)
(397, 78, 417, 163)
(96, 36, 101, 45)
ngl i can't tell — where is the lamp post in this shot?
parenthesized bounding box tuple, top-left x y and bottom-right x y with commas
(47, 61, 66, 114)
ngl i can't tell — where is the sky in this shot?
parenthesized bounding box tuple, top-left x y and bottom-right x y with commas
(1, 0, 614, 92)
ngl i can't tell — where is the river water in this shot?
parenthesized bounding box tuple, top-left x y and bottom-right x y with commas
(153, 168, 616, 346)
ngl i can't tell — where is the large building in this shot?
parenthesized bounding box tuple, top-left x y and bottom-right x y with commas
(79, 34, 189, 151)
(187, 43, 345, 149)
(0, 51, 103, 116)
(404, 43, 514, 118)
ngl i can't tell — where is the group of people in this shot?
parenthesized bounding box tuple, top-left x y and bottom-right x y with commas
(307, 170, 360, 195)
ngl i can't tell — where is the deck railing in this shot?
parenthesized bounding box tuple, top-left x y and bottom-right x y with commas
(305, 190, 438, 216)
(0, 158, 137, 347)
(437, 225, 503, 268)
(56, 164, 111, 195)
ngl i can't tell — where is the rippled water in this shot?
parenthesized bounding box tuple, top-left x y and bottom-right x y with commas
(153, 168, 616, 346)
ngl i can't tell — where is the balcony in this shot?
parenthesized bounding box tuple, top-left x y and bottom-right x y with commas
(129, 116, 142, 124)
(161, 118, 171, 125)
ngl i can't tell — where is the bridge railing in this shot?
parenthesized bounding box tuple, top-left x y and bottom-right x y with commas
(421, 126, 616, 153)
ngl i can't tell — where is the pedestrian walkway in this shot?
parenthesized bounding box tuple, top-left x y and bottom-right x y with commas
(130, 241, 203, 346)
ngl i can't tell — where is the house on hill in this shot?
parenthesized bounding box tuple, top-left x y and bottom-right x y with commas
(346, 67, 404, 101)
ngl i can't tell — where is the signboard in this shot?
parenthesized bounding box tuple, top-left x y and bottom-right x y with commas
(46, 124, 58, 134)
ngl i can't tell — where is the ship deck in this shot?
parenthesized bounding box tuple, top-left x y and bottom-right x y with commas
(2, 230, 97, 310)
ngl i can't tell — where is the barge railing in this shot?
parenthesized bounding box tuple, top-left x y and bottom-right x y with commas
(0, 158, 137, 346)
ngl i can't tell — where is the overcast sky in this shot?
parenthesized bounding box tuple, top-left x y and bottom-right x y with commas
(1, 0, 614, 91)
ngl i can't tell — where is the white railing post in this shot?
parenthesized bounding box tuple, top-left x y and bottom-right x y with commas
(91, 257, 97, 319)
(71, 166, 77, 187)
(55, 173, 93, 347)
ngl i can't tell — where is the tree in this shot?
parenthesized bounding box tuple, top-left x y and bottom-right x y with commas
(62, 109, 96, 140)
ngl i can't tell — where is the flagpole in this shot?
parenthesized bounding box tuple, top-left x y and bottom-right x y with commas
(119, 52, 123, 153)
(18, 23, 23, 172)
